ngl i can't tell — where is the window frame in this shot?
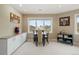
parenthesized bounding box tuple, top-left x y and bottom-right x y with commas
(75, 14, 79, 34)
(27, 17, 53, 33)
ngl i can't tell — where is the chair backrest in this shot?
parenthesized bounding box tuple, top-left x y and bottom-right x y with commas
(38, 29, 42, 43)
(42, 31, 49, 38)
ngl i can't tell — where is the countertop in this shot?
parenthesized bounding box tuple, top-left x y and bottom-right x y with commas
(0, 32, 27, 39)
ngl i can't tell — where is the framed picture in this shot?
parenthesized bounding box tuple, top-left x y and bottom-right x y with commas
(59, 16, 70, 26)
(10, 12, 20, 23)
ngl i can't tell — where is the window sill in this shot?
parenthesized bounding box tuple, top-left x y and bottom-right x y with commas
(28, 32, 53, 34)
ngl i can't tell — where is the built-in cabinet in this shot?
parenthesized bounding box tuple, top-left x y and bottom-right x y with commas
(0, 33, 27, 55)
(57, 33, 73, 45)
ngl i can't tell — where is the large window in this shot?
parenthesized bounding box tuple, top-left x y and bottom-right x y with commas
(75, 15, 79, 34)
(28, 17, 53, 33)
(28, 19, 36, 32)
(44, 20, 51, 32)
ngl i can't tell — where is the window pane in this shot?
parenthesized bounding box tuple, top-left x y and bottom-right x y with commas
(76, 16, 79, 33)
(28, 18, 52, 32)
(44, 20, 51, 31)
(76, 16, 79, 23)
(45, 20, 51, 26)
(37, 19, 43, 27)
(29, 20, 36, 31)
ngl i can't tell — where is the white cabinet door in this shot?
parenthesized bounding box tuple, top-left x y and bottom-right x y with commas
(22, 33, 27, 42)
(7, 33, 27, 55)
(14, 35, 21, 50)
(7, 37, 15, 55)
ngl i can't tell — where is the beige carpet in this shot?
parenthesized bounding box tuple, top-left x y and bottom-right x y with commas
(13, 42, 79, 55)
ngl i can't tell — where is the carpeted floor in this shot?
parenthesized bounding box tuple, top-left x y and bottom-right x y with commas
(13, 42, 79, 55)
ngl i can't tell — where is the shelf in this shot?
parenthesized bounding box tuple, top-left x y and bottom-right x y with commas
(57, 33, 73, 45)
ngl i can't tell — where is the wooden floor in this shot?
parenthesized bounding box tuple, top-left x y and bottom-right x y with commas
(13, 42, 79, 55)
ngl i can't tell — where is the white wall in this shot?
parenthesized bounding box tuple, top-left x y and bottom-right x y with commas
(56, 9, 79, 46)
(0, 5, 22, 38)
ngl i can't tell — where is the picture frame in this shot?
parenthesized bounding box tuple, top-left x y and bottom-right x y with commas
(10, 12, 20, 23)
(59, 16, 70, 26)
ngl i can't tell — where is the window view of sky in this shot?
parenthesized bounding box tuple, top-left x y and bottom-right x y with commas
(28, 18, 52, 32)
(77, 16, 79, 23)
(45, 20, 51, 26)
(37, 20, 44, 26)
(29, 20, 36, 26)
(29, 19, 51, 26)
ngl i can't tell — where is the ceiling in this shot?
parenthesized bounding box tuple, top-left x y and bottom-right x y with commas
(11, 4, 79, 14)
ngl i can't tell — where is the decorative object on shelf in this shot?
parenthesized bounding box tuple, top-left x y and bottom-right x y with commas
(14, 27, 19, 34)
(10, 12, 20, 23)
(59, 16, 70, 26)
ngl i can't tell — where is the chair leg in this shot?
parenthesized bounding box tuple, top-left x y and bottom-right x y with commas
(71, 40, 73, 45)
(35, 40, 38, 46)
(42, 38, 45, 46)
(46, 38, 49, 43)
(43, 42, 45, 46)
(34, 37, 38, 46)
